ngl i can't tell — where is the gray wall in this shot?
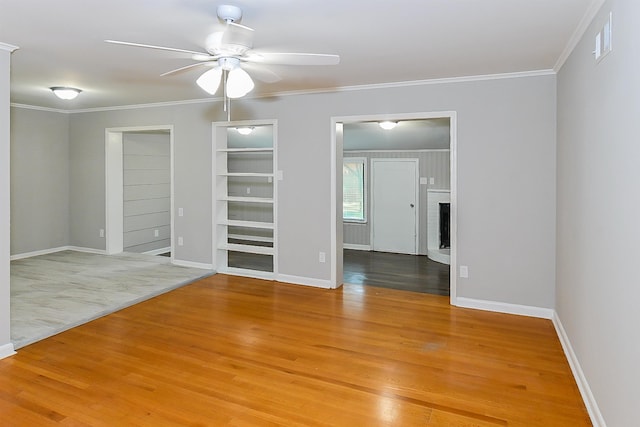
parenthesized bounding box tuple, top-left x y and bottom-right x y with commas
(10, 107, 69, 255)
(69, 106, 213, 263)
(343, 150, 450, 254)
(557, 0, 638, 425)
(60, 73, 556, 308)
(123, 132, 170, 253)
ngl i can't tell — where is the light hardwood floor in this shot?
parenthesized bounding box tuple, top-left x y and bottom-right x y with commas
(0, 274, 590, 426)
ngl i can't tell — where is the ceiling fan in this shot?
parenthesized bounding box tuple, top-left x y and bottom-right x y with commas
(105, 4, 340, 100)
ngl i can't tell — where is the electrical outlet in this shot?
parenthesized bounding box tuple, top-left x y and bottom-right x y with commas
(319, 252, 326, 263)
(178, 236, 184, 246)
(460, 265, 469, 278)
(154, 229, 159, 237)
(246, 187, 251, 194)
(178, 207, 184, 217)
(99, 229, 105, 238)
(430, 177, 435, 185)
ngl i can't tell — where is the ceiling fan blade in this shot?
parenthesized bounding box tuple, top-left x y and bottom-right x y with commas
(242, 63, 282, 83)
(247, 52, 340, 66)
(228, 21, 254, 33)
(105, 40, 208, 57)
(223, 22, 254, 49)
(160, 62, 212, 77)
(206, 23, 254, 54)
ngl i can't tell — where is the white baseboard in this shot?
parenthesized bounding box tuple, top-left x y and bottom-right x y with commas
(67, 246, 107, 255)
(343, 244, 371, 251)
(276, 274, 333, 289)
(454, 297, 554, 319)
(10, 245, 106, 260)
(172, 259, 214, 270)
(143, 247, 171, 256)
(552, 312, 606, 427)
(10, 246, 70, 260)
(221, 267, 274, 281)
(0, 343, 16, 359)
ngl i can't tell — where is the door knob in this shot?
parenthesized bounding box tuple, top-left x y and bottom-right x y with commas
(410, 203, 415, 208)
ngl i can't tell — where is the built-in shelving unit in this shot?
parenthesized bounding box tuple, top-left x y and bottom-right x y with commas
(213, 120, 277, 279)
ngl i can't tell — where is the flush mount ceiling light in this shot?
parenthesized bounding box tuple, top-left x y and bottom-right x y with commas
(378, 121, 398, 130)
(50, 86, 82, 100)
(236, 126, 254, 135)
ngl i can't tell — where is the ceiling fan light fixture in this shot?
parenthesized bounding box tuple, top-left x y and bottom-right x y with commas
(236, 126, 254, 135)
(196, 67, 222, 95)
(226, 67, 254, 98)
(379, 121, 398, 130)
(50, 87, 82, 100)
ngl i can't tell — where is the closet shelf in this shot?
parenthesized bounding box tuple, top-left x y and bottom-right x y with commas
(219, 243, 274, 256)
(218, 196, 274, 204)
(218, 220, 274, 229)
(217, 148, 274, 153)
(217, 172, 274, 178)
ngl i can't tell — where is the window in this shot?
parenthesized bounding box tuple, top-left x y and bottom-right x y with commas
(343, 158, 366, 222)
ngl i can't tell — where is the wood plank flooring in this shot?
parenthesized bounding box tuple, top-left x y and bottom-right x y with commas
(344, 249, 450, 295)
(0, 274, 590, 426)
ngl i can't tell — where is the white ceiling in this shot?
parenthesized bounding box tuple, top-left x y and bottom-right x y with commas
(344, 119, 450, 151)
(1, 0, 593, 110)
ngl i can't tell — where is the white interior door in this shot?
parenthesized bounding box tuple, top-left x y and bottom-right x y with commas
(371, 159, 418, 254)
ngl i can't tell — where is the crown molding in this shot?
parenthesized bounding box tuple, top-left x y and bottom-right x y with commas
(10, 103, 69, 114)
(254, 69, 555, 101)
(12, 69, 556, 114)
(0, 42, 19, 53)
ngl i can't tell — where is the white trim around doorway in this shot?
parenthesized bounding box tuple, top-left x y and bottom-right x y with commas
(330, 112, 458, 305)
(105, 125, 175, 261)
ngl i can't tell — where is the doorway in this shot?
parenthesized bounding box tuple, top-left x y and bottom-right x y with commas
(331, 112, 457, 302)
(105, 125, 174, 260)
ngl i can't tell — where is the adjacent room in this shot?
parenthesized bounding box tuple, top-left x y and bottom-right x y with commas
(342, 118, 451, 295)
(1, 1, 636, 425)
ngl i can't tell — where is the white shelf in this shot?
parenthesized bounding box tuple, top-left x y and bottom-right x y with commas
(217, 148, 274, 153)
(228, 234, 273, 243)
(218, 220, 274, 230)
(214, 121, 277, 277)
(219, 243, 274, 255)
(217, 172, 274, 178)
(219, 196, 274, 204)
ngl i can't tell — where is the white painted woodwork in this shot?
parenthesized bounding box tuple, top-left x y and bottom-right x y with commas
(105, 126, 174, 258)
(371, 158, 419, 254)
(213, 120, 277, 277)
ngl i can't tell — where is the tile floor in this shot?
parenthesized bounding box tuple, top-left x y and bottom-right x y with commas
(10, 250, 212, 349)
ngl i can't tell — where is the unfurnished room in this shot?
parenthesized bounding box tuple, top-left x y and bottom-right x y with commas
(0, 1, 637, 426)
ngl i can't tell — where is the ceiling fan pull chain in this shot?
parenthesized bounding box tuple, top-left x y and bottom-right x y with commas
(222, 69, 231, 121)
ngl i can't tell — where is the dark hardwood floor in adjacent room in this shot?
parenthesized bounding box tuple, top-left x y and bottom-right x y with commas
(343, 249, 450, 295)
(0, 274, 590, 426)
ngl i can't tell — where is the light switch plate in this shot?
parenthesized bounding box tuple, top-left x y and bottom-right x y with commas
(460, 265, 469, 278)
